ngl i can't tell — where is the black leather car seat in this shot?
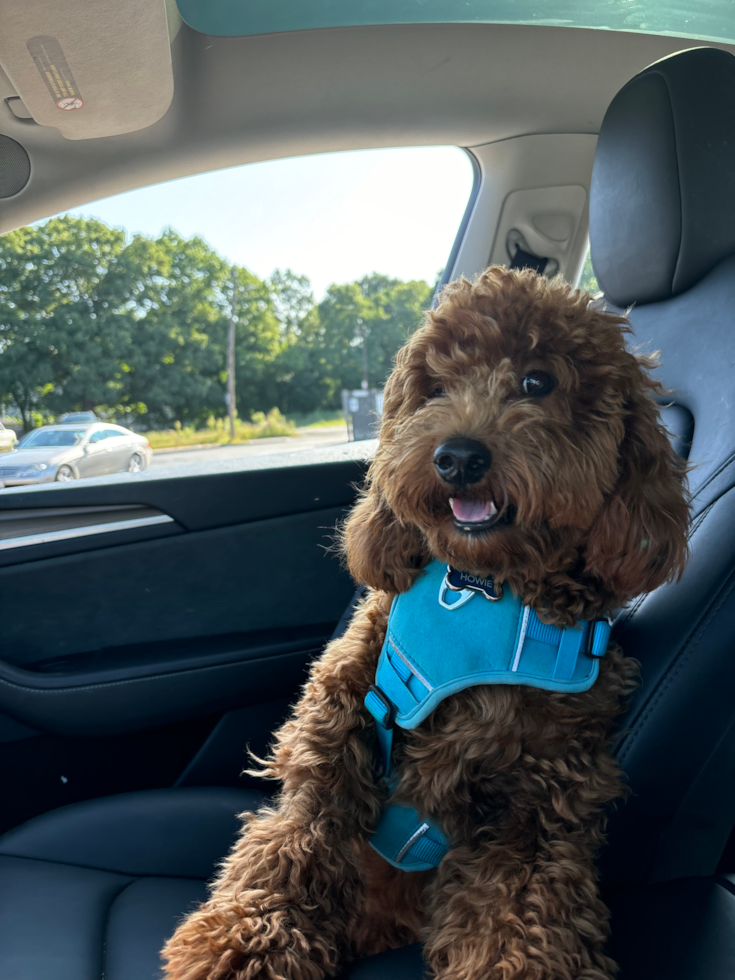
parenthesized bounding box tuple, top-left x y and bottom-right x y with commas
(4, 44, 735, 980)
(589, 46, 735, 978)
(0, 788, 261, 979)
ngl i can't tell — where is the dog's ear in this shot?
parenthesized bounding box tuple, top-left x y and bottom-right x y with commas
(584, 379, 690, 599)
(341, 489, 427, 594)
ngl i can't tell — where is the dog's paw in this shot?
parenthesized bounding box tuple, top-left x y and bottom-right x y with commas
(162, 907, 337, 980)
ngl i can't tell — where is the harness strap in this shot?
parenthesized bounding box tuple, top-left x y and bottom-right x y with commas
(364, 685, 394, 778)
(364, 602, 612, 873)
(369, 803, 449, 872)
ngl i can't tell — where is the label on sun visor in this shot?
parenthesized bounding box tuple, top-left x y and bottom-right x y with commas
(26, 36, 84, 110)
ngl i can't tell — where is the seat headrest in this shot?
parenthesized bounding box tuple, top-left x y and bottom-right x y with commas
(590, 47, 735, 308)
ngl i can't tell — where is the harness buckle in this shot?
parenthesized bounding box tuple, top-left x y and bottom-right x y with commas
(365, 684, 394, 729)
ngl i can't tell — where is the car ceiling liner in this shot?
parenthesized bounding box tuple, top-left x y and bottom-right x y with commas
(0, 0, 180, 140)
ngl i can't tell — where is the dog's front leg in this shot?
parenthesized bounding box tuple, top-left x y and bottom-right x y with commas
(423, 834, 617, 980)
(162, 591, 391, 980)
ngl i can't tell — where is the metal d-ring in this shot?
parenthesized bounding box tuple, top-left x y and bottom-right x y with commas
(438, 578, 476, 611)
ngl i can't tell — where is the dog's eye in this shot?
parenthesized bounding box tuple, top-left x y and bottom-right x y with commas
(522, 371, 555, 398)
(428, 385, 446, 399)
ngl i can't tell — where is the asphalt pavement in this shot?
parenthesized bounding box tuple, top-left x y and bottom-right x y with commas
(149, 425, 350, 468)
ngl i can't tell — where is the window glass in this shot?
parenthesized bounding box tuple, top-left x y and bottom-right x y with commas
(178, 0, 735, 46)
(0, 147, 473, 485)
(17, 429, 86, 448)
(577, 249, 600, 296)
(87, 431, 107, 444)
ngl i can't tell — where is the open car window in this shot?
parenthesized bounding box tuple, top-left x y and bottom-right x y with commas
(0, 147, 474, 487)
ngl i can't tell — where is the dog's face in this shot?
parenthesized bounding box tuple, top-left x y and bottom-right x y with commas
(344, 267, 689, 618)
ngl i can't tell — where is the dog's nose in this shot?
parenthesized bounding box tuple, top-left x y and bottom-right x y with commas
(433, 438, 492, 486)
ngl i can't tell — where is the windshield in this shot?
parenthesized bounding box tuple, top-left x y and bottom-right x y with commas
(17, 429, 86, 448)
(177, 0, 735, 45)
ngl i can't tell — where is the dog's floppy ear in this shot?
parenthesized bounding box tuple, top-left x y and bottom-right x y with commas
(584, 378, 690, 599)
(341, 489, 427, 594)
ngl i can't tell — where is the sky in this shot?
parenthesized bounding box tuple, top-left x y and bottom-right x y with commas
(63, 146, 474, 299)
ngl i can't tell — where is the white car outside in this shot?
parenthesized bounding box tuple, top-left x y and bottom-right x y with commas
(0, 422, 152, 486)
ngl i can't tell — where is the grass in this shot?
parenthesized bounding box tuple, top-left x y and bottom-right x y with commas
(289, 409, 346, 429)
(145, 408, 297, 450)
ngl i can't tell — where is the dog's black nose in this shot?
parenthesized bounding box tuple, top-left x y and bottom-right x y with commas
(433, 438, 492, 486)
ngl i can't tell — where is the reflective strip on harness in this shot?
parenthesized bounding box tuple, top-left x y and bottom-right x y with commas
(369, 803, 449, 872)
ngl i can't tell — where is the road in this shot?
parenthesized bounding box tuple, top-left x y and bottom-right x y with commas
(149, 425, 350, 469)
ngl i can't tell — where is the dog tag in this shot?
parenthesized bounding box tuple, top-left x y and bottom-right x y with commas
(444, 565, 503, 601)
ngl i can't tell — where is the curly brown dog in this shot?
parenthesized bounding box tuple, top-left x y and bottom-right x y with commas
(163, 267, 690, 980)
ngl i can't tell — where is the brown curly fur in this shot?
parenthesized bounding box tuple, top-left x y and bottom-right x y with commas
(163, 267, 690, 980)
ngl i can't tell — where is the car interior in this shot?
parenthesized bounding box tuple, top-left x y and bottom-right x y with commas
(0, 4, 735, 979)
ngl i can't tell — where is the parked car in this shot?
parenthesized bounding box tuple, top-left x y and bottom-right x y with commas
(0, 421, 17, 455)
(0, 422, 152, 485)
(56, 411, 98, 424)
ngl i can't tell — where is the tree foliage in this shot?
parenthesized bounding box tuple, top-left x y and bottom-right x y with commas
(0, 216, 431, 428)
(577, 251, 600, 296)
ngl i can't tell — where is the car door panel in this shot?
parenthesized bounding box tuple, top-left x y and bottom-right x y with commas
(0, 450, 368, 738)
(4, 450, 366, 530)
(0, 713, 221, 835)
(77, 442, 105, 477)
(0, 508, 353, 735)
(0, 447, 370, 827)
(103, 431, 133, 472)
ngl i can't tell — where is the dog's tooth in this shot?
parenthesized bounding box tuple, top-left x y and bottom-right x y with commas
(489, 500, 498, 517)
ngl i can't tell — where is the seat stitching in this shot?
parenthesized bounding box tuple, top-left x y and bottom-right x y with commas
(658, 69, 685, 295)
(611, 593, 647, 640)
(101, 878, 139, 980)
(715, 874, 735, 900)
(693, 451, 735, 501)
(617, 572, 735, 765)
(613, 503, 713, 642)
(0, 850, 212, 881)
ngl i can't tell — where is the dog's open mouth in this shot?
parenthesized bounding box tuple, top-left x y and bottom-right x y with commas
(449, 495, 514, 533)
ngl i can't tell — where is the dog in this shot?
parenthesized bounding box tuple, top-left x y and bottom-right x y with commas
(163, 266, 690, 980)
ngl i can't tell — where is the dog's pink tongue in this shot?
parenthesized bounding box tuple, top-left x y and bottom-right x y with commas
(450, 497, 495, 523)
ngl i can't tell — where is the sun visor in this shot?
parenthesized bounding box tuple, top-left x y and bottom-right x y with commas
(0, 0, 174, 140)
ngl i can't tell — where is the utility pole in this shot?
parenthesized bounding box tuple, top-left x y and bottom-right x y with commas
(359, 319, 369, 390)
(227, 266, 237, 441)
(361, 338, 369, 390)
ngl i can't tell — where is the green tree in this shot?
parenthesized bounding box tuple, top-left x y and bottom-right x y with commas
(578, 250, 600, 295)
(269, 268, 314, 339)
(230, 266, 284, 418)
(117, 233, 282, 426)
(0, 215, 433, 428)
(276, 273, 431, 413)
(0, 218, 284, 429)
(0, 216, 130, 428)
(117, 229, 230, 427)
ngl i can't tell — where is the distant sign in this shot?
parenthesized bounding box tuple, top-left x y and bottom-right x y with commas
(342, 389, 382, 442)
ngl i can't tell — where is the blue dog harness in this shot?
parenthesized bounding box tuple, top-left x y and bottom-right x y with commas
(364, 560, 611, 872)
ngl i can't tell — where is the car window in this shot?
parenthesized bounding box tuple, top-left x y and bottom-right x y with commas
(17, 429, 86, 448)
(178, 0, 735, 47)
(577, 248, 600, 296)
(87, 431, 107, 444)
(0, 147, 473, 487)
